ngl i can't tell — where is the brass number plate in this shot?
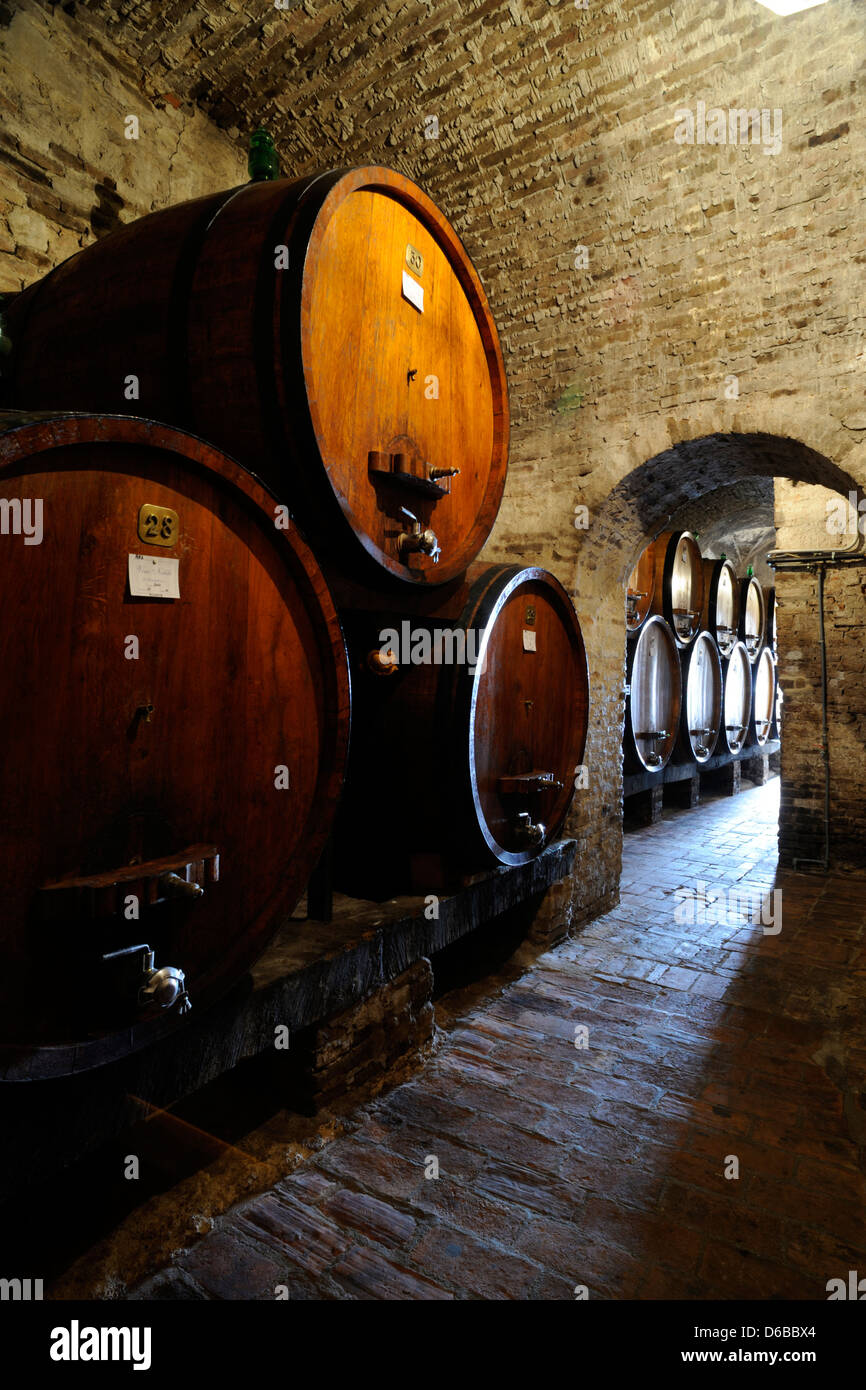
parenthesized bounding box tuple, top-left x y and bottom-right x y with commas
(138, 503, 179, 548)
(405, 244, 424, 278)
(525, 605, 536, 625)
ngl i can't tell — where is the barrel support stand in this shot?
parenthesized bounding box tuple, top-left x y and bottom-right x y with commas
(625, 782, 664, 826)
(700, 759, 741, 797)
(742, 750, 771, 786)
(664, 766, 701, 810)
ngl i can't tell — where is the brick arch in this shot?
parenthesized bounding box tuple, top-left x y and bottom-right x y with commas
(560, 428, 864, 923)
(580, 431, 862, 592)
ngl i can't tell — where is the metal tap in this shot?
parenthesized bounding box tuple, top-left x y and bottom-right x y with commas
(514, 811, 546, 849)
(102, 943, 191, 1015)
(397, 506, 439, 563)
(138, 947, 191, 1013)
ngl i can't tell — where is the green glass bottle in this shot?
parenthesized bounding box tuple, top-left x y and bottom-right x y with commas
(248, 128, 280, 182)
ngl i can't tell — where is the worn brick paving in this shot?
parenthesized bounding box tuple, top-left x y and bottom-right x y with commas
(133, 780, 866, 1300)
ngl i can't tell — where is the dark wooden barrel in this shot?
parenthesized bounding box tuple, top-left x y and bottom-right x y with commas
(333, 564, 589, 896)
(701, 558, 740, 657)
(626, 540, 656, 633)
(722, 641, 753, 753)
(675, 631, 723, 764)
(650, 532, 704, 647)
(739, 576, 766, 662)
(4, 168, 509, 589)
(0, 412, 350, 1080)
(624, 616, 682, 773)
(752, 647, 777, 747)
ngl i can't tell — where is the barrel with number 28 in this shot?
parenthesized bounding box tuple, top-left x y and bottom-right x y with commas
(0, 411, 350, 1080)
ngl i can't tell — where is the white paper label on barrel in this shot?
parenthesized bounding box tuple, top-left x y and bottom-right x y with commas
(128, 553, 180, 599)
(523, 629, 537, 652)
(401, 269, 424, 313)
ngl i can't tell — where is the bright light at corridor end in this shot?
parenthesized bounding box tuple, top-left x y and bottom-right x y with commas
(754, 0, 828, 15)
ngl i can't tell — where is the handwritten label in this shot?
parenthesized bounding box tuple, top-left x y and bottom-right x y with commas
(128, 553, 180, 599)
(523, 630, 537, 653)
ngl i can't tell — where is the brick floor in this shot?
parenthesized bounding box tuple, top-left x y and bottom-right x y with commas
(132, 781, 866, 1300)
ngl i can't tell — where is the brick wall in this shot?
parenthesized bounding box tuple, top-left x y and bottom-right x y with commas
(774, 480, 866, 869)
(2, 0, 864, 915)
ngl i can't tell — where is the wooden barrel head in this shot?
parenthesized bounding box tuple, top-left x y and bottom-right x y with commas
(625, 616, 682, 772)
(304, 176, 506, 584)
(332, 564, 588, 894)
(702, 558, 740, 656)
(679, 631, 723, 763)
(739, 576, 766, 662)
(652, 532, 704, 647)
(465, 568, 588, 863)
(6, 168, 509, 589)
(722, 641, 752, 753)
(0, 413, 350, 1078)
(626, 540, 656, 633)
(753, 647, 776, 746)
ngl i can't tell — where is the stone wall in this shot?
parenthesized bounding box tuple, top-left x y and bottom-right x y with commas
(2, 0, 864, 916)
(0, 3, 245, 291)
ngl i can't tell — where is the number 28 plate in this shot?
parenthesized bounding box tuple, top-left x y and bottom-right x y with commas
(138, 503, 179, 548)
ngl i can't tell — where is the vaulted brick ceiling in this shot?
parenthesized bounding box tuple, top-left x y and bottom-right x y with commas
(66, 0, 864, 444)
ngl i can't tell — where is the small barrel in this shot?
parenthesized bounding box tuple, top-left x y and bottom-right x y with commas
(701, 558, 741, 657)
(625, 540, 656, 633)
(752, 647, 777, 747)
(676, 631, 723, 764)
(4, 167, 509, 589)
(333, 564, 589, 896)
(0, 411, 351, 1080)
(739, 575, 766, 662)
(624, 616, 682, 773)
(722, 641, 753, 753)
(651, 532, 704, 647)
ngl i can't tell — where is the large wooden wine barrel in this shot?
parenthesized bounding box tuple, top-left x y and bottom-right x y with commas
(752, 647, 777, 747)
(739, 575, 766, 662)
(701, 558, 740, 657)
(624, 616, 682, 773)
(333, 564, 588, 896)
(0, 412, 350, 1079)
(722, 641, 753, 753)
(675, 631, 722, 764)
(4, 168, 509, 589)
(650, 532, 704, 647)
(626, 540, 656, 633)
